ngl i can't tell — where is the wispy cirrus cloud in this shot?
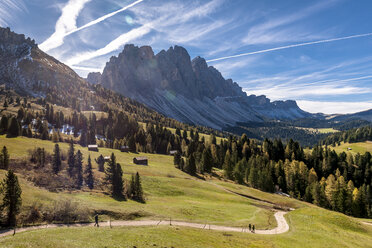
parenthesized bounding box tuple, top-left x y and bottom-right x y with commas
(66, 0, 227, 67)
(40, 0, 145, 52)
(207, 32, 372, 63)
(66, 25, 151, 66)
(39, 0, 92, 52)
(0, 0, 26, 27)
(241, 0, 337, 46)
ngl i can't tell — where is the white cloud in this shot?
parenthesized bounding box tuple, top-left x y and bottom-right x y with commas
(0, 0, 26, 26)
(207, 32, 372, 63)
(66, 0, 227, 66)
(39, 0, 91, 52)
(297, 100, 372, 114)
(66, 25, 151, 66)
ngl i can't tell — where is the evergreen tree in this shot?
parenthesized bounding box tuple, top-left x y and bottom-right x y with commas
(0, 115, 8, 134)
(133, 172, 145, 203)
(75, 150, 83, 189)
(0, 146, 10, 170)
(105, 153, 125, 199)
(67, 140, 75, 177)
(185, 154, 196, 175)
(223, 150, 234, 180)
(128, 136, 136, 152)
(52, 144, 61, 174)
(84, 155, 94, 189)
(3, 99, 8, 108)
(95, 155, 105, 172)
(79, 129, 88, 147)
(201, 148, 213, 173)
(173, 152, 181, 167)
(1, 170, 22, 227)
(7, 117, 20, 137)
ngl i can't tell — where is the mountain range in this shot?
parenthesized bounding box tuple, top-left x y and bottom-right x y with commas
(1, 27, 371, 133)
(87, 44, 311, 129)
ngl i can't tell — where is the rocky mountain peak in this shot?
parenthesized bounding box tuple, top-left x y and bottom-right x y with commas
(87, 44, 311, 128)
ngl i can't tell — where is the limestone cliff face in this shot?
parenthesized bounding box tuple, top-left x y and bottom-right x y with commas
(88, 44, 311, 129)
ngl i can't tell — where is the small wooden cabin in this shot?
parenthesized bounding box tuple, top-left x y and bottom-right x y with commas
(104, 156, 111, 162)
(88, 144, 99, 152)
(133, 157, 148, 165)
(120, 146, 129, 152)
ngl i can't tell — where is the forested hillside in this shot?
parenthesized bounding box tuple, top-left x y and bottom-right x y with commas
(322, 125, 372, 145)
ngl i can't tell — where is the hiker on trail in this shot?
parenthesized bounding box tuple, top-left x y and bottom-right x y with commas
(252, 224, 255, 233)
(94, 214, 99, 227)
(248, 224, 251, 232)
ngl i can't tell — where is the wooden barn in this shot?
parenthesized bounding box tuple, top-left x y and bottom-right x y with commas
(88, 144, 99, 152)
(133, 157, 148, 165)
(120, 146, 129, 152)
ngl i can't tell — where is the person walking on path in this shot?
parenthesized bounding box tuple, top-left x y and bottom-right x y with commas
(252, 224, 255, 233)
(94, 214, 99, 227)
(248, 224, 251, 232)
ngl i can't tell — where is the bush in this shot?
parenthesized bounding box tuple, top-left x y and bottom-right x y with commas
(43, 198, 90, 223)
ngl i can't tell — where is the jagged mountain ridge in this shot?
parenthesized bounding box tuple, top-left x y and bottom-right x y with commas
(0, 27, 89, 98)
(88, 44, 311, 129)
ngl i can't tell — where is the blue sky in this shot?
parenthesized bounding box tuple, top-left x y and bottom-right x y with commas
(1, 0, 372, 114)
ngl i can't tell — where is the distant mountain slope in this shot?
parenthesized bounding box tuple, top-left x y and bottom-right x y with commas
(329, 109, 372, 123)
(88, 45, 311, 129)
(0, 27, 217, 134)
(0, 27, 88, 98)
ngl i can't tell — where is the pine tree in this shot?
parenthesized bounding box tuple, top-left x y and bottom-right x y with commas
(185, 154, 196, 175)
(75, 150, 83, 189)
(84, 155, 94, 189)
(201, 148, 213, 173)
(95, 155, 105, 172)
(129, 174, 136, 199)
(134, 172, 145, 203)
(1, 170, 22, 227)
(112, 163, 124, 199)
(52, 144, 61, 174)
(3, 99, 8, 108)
(0, 115, 8, 134)
(0, 146, 10, 170)
(223, 150, 233, 179)
(128, 136, 136, 152)
(79, 129, 88, 147)
(67, 140, 75, 177)
(173, 152, 181, 167)
(7, 117, 20, 137)
(105, 153, 125, 199)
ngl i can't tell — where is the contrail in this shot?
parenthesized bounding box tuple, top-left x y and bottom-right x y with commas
(206, 32, 372, 63)
(66, 0, 144, 36)
(40, 0, 144, 52)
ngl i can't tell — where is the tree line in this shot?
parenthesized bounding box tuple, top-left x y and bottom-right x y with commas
(174, 134, 372, 218)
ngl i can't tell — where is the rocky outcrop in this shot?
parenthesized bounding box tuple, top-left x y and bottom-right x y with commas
(88, 44, 311, 129)
(0, 27, 88, 96)
(86, 72, 102, 85)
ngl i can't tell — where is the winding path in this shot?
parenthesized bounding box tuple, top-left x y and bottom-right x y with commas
(0, 211, 289, 238)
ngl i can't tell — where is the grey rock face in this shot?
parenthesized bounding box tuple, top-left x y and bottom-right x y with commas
(91, 44, 312, 129)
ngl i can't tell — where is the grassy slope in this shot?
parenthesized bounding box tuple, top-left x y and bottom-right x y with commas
(0, 135, 273, 228)
(331, 141, 372, 154)
(1, 136, 372, 247)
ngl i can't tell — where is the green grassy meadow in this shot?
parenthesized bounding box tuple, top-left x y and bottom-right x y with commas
(1, 135, 372, 247)
(331, 141, 372, 154)
(0, 135, 273, 228)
